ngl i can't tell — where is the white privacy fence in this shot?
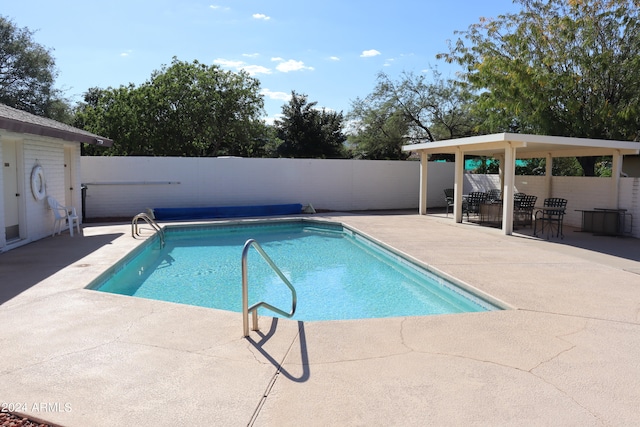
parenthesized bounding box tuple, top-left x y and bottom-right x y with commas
(81, 156, 639, 237)
(81, 157, 453, 218)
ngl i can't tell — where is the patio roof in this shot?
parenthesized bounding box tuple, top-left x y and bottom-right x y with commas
(401, 133, 640, 235)
(402, 132, 640, 158)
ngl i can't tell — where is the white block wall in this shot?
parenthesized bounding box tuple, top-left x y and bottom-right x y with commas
(80, 156, 640, 236)
(81, 157, 456, 218)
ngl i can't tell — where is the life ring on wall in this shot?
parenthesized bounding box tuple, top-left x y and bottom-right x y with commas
(31, 165, 46, 200)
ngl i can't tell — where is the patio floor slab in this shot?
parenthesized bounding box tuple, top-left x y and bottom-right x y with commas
(0, 212, 638, 426)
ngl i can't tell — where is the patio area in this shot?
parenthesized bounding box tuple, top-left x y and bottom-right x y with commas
(0, 211, 639, 426)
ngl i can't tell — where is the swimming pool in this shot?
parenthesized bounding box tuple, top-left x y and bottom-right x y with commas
(88, 219, 500, 321)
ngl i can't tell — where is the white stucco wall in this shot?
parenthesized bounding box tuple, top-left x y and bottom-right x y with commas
(81, 157, 456, 218)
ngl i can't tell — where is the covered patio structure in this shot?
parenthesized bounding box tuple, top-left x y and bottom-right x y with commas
(402, 133, 640, 235)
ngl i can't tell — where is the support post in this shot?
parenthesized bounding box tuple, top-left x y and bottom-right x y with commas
(612, 150, 622, 208)
(454, 148, 464, 223)
(502, 144, 516, 235)
(545, 153, 553, 199)
(419, 151, 428, 215)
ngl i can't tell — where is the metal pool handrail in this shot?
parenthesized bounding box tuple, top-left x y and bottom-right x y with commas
(131, 212, 165, 248)
(242, 239, 297, 337)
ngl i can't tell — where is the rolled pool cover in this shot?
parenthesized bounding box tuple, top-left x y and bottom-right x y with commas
(152, 203, 303, 220)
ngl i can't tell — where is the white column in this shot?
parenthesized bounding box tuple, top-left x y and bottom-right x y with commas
(502, 144, 516, 235)
(419, 151, 428, 215)
(545, 153, 553, 199)
(454, 148, 464, 223)
(497, 154, 505, 194)
(612, 150, 622, 208)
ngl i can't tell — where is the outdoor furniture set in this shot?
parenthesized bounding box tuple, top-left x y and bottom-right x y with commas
(443, 189, 567, 238)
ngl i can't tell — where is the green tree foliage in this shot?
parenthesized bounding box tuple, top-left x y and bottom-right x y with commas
(77, 58, 267, 156)
(0, 15, 70, 120)
(274, 91, 347, 158)
(439, 0, 640, 175)
(347, 71, 480, 159)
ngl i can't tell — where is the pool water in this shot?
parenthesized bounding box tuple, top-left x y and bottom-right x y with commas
(90, 220, 499, 321)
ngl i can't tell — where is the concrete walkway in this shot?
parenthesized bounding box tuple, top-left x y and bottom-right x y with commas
(0, 213, 639, 426)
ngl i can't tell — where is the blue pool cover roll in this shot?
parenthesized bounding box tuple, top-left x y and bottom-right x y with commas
(152, 203, 303, 220)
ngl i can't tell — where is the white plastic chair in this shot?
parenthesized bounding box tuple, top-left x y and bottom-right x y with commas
(47, 196, 81, 237)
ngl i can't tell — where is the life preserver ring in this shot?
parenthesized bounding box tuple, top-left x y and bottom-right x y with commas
(31, 165, 46, 200)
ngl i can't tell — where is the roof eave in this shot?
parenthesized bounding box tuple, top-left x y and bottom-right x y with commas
(0, 117, 113, 147)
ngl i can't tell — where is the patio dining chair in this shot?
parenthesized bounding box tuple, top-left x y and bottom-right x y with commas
(533, 198, 567, 239)
(47, 196, 81, 237)
(463, 191, 487, 221)
(514, 195, 537, 228)
(443, 188, 455, 216)
(487, 188, 502, 203)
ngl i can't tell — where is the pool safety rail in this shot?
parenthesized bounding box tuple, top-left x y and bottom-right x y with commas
(242, 239, 297, 337)
(131, 212, 165, 248)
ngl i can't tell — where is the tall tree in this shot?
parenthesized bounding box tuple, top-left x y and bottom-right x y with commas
(439, 0, 640, 175)
(0, 15, 66, 119)
(347, 71, 480, 159)
(77, 58, 267, 156)
(274, 91, 347, 158)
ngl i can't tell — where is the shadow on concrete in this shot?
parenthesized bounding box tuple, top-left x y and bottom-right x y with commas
(558, 231, 640, 263)
(0, 232, 124, 305)
(429, 209, 640, 267)
(247, 318, 310, 383)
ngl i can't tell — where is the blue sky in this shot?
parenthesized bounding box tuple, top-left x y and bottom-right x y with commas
(4, 0, 520, 123)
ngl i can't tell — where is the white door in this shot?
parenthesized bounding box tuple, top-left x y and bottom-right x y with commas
(2, 140, 21, 241)
(64, 147, 74, 208)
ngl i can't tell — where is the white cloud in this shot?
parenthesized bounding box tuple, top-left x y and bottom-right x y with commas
(360, 49, 381, 58)
(209, 5, 230, 11)
(241, 64, 271, 76)
(329, 56, 340, 61)
(242, 53, 260, 58)
(261, 89, 290, 101)
(275, 59, 314, 72)
(271, 57, 284, 62)
(263, 114, 283, 126)
(213, 58, 271, 76)
(213, 58, 245, 68)
(253, 13, 271, 20)
(120, 50, 133, 57)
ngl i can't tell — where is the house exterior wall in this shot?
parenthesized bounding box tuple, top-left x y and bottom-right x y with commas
(0, 131, 81, 252)
(81, 157, 454, 217)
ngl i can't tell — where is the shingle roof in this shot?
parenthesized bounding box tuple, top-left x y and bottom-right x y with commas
(0, 103, 113, 147)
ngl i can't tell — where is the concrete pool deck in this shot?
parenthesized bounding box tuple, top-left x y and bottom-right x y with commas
(0, 212, 639, 426)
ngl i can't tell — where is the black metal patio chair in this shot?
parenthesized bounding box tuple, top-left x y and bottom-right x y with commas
(533, 198, 568, 239)
(444, 188, 455, 216)
(514, 194, 537, 228)
(464, 191, 488, 221)
(487, 188, 502, 203)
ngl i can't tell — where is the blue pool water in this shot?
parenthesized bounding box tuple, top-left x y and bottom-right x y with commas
(89, 220, 499, 321)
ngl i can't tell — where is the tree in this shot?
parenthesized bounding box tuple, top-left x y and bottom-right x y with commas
(347, 71, 480, 159)
(0, 15, 68, 119)
(274, 91, 347, 158)
(439, 0, 640, 175)
(76, 58, 267, 156)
